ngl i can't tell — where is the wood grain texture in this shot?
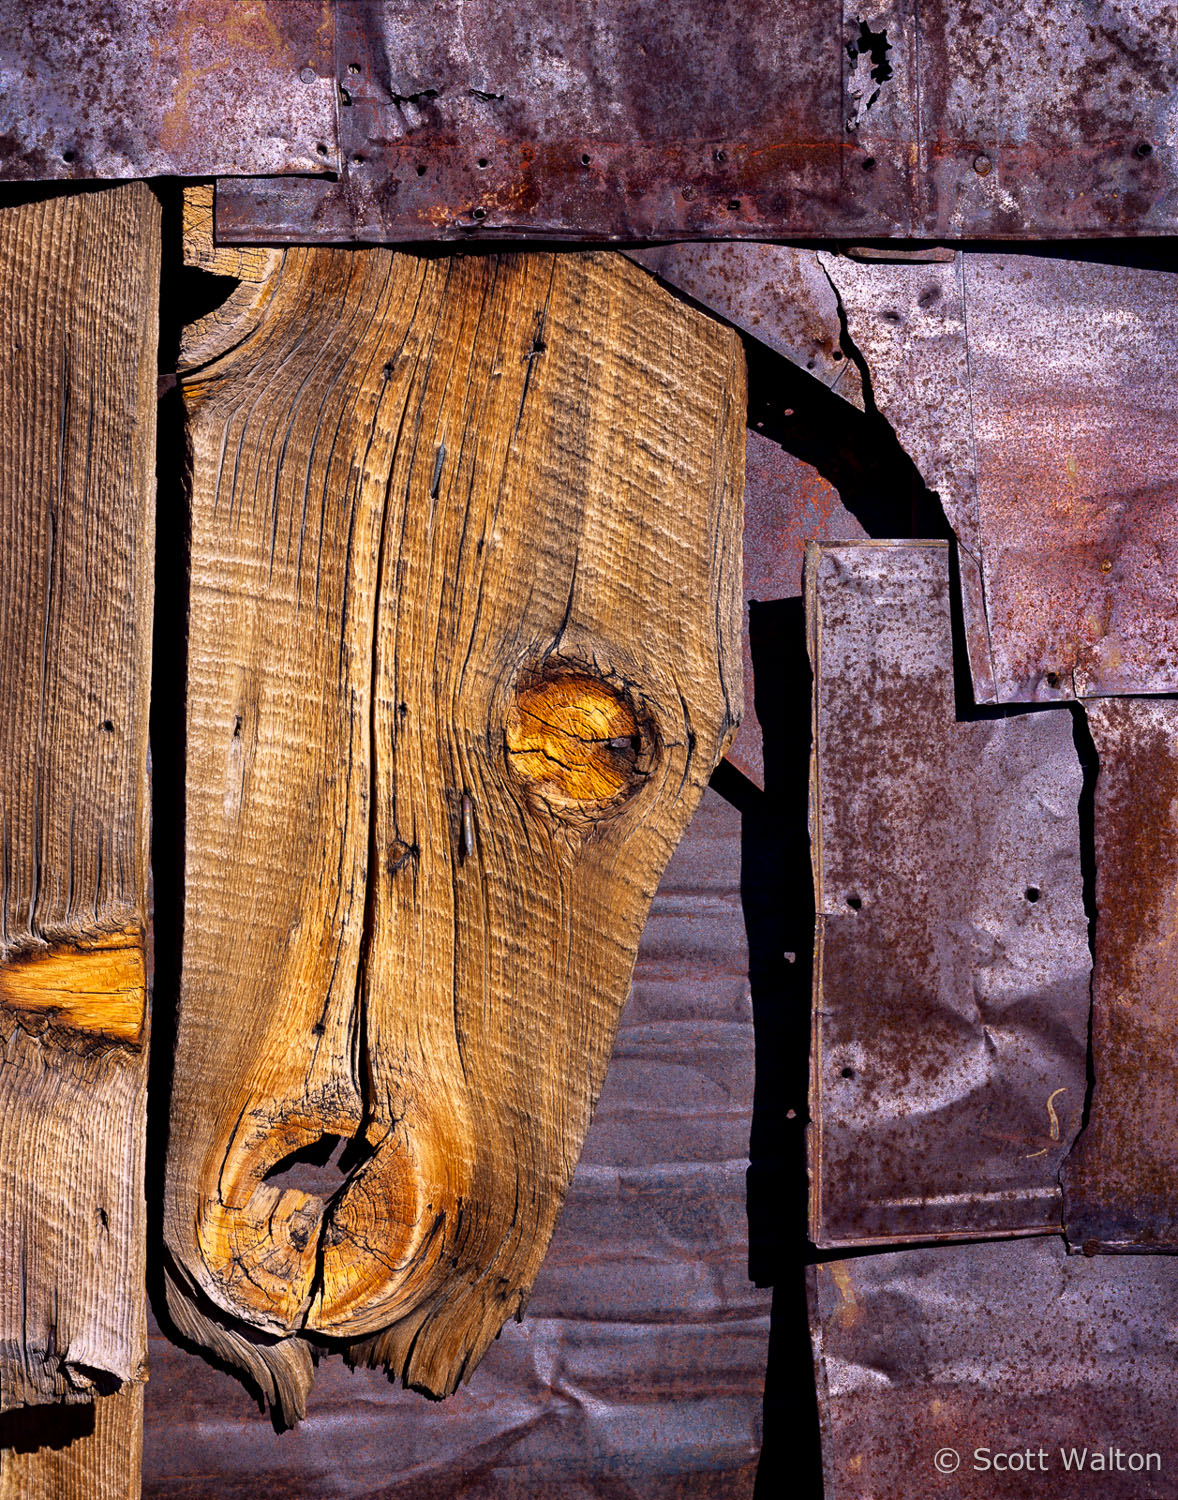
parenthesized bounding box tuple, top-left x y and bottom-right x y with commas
(0, 1386, 142, 1500)
(0, 184, 158, 1420)
(166, 247, 743, 1420)
(177, 185, 281, 375)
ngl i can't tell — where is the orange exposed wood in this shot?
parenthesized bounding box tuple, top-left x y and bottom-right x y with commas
(507, 675, 642, 806)
(0, 928, 146, 1044)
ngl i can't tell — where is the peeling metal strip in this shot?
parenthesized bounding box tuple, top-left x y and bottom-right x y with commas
(215, 0, 1177, 241)
(1063, 698, 1178, 1253)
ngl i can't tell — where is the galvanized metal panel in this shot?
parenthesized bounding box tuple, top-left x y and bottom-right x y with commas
(215, 0, 1178, 241)
(143, 789, 770, 1497)
(0, 1, 339, 179)
(1063, 699, 1178, 1253)
(812, 1237, 1178, 1499)
(825, 251, 1178, 704)
(807, 540, 1090, 1246)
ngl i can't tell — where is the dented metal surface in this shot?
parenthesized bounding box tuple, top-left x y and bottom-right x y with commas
(812, 1237, 1178, 1499)
(825, 251, 1178, 704)
(0, 1, 339, 180)
(807, 541, 1090, 1247)
(1063, 700, 1178, 1253)
(215, 0, 1178, 241)
(143, 792, 770, 1497)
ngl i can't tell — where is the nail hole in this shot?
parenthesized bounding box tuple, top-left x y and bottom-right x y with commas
(846, 894, 862, 911)
(348, 62, 361, 74)
(840, 1067, 856, 1080)
(315, 142, 329, 156)
(713, 148, 727, 163)
(1046, 671, 1060, 689)
(471, 206, 486, 220)
(101, 719, 114, 733)
(61, 149, 76, 164)
(416, 164, 427, 176)
(1025, 886, 1041, 903)
(352, 153, 365, 165)
(862, 155, 876, 171)
(832, 349, 845, 361)
(477, 157, 488, 168)
(580, 152, 591, 166)
(1135, 141, 1154, 158)
(727, 198, 741, 211)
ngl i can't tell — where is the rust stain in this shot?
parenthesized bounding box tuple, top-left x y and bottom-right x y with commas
(829, 1262, 863, 1331)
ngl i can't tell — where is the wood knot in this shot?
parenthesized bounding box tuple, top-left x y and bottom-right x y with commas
(505, 672, 649, 810)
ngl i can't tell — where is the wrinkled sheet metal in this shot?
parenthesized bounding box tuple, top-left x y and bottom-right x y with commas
(807, 540, 1090, 1247)
(812, 1236, 1178, 1499)
(626, 246, 865, 409)
(214, 0, 1178, 242)
(0, 1, 338, 179)
(825, 251, 1178, 704)
(1063, 700, 1178, 1253)
(143, 791, 769, 1498)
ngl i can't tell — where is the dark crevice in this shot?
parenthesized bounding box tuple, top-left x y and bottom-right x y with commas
(145, 179, 194, 1359)
(1070, 703, 1100, 1138)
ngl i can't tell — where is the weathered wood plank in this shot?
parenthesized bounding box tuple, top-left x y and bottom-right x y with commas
(0, 1386, 142, 1500)
(0, 183, 158, 1434)
(166, 246, 743, 1419)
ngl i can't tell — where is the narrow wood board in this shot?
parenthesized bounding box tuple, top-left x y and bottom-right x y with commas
(0, 182, 158, 1433)
(166, 247, 743, 1419)
(0, 1386, 142, 1500)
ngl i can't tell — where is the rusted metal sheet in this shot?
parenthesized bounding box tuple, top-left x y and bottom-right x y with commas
(214, 0, 1178, 242)
(825, 250, 1178, 704)
(143, 790, 770, 1497)
(812, 1236, 1178, 1499)
(962, 254, 1178, 702)
(627, 246, 864, 408)
(807, 540, 1090, 1247)
(0, 1, 339, 179)
(1063, 700, 1178, 1253)
(917, 0, 1177, 237)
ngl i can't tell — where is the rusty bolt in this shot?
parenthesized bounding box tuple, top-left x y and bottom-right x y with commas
(973, 154, 992, 176)
(299, 66, 317, 84)
(1100, 559, 1113, 573)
